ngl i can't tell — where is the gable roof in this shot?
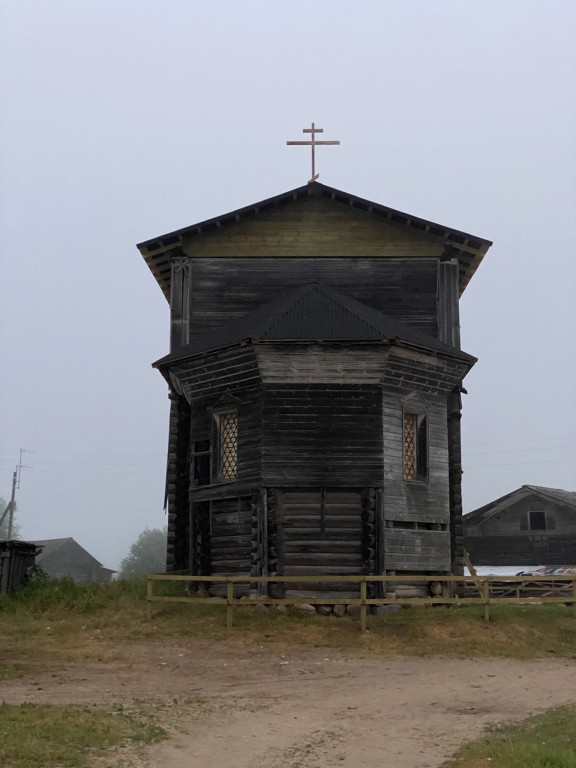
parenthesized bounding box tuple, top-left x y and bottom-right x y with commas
(464, 485, 576, 526)
(34, 537, 105, 568)
(523, 485, 576, 508)
(154, 282, 476, 367)
(137, 181, 492, 301)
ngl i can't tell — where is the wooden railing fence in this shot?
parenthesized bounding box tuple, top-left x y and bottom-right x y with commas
(146, 573, 576, 633)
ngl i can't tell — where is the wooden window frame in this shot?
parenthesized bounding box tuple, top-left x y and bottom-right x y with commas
(402, 398, 428, 483)
(528, 510, 547, 531)
(191, 439, 212, 488)
(212, 409, 239, 482)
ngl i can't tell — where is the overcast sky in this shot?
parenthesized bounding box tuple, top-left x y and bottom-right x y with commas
(1, 1, 575, 571)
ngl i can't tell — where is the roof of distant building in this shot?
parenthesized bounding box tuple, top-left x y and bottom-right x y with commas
(464, 485, 576, 526)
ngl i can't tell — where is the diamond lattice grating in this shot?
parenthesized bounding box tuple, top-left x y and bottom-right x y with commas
(220, 412, 238, 479)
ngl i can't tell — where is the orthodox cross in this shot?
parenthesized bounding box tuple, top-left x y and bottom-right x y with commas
(287, 122, 340, 182)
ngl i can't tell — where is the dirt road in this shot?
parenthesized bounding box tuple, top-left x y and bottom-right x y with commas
(3, 640, 576, 767)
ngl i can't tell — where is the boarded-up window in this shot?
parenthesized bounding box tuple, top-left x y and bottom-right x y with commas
(215, 411, 238, 481)
(403, 410, 427, 481)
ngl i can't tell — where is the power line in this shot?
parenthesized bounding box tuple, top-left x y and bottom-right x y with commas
(464, 458, 576, 470)
(463, 436, 576, 447)
(464, 445, 576, 457)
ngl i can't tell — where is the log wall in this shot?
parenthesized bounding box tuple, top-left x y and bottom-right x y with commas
(185, 257, 439, 338)
(261, 383, 382, 487)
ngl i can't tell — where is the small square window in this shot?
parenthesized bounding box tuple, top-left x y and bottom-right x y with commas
(529, 511, 546, 530)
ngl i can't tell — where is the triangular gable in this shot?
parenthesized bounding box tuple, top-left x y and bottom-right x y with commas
(464, 485, 576, 526)
(34, 538, 105, 568)
(138, 182, 492, 302)
(523, 486, 576, 510)
(154, 282, 476, 367)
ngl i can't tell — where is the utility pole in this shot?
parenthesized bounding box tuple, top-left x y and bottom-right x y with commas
(7, 469, 17, 539)
(0, 448, 31, 539)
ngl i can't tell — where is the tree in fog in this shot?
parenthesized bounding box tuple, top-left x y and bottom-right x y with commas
(119, 527, 166, 577)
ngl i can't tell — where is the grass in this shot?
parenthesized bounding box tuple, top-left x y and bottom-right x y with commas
(2, 578, 576, 766)
(2, 575, 576, 664)
(0, 702, 166, 768)
(441, 703, 576, 767)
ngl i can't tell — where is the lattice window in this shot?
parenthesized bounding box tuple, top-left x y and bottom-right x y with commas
(217, 411, 238, 480)
(403, 409, 428, 481)
(403, 412, 417, 480)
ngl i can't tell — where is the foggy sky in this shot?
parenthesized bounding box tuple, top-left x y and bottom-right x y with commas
(1, 1, 575, 571)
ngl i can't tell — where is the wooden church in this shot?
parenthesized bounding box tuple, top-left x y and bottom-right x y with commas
(138, 181, 491, 595)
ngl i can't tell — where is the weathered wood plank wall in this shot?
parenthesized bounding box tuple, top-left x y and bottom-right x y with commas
(183, 194, 444, 259)
(185, 257, 439, 339)
(382, 386, 451, 571)
(165, 394, 191, 571)
(261, 383, 382, 487)
(278, 489, 364, 597)
(464, 535, 576, 565)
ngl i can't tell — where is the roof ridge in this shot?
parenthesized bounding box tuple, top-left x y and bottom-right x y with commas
(262, 283, 383, 340)
(251, 284, 313, 337)
(314, 283, 394, 338)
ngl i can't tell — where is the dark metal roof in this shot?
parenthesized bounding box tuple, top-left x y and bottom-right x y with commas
(464, 485, 576, 525)
(137, 181, 492, 301)
(523, 486, 576, 509)
(33, 537, 106, 568)
(154, 282, 476, 368)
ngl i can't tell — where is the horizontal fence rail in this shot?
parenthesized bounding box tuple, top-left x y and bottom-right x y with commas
(147, 574, 576, 632)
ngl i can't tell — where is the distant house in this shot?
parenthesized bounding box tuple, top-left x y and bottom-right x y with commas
(34, 538, 115, 582)
(463, 486, 576, 566)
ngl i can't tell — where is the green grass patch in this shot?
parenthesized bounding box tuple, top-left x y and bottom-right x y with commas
(1, 577, 576, 668)
(442, 703, 576, 767)
(365, 604, 576, 658)
(0, 702, 166, 768)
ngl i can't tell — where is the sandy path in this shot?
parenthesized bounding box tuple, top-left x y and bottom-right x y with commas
(2, 641, 576, 767)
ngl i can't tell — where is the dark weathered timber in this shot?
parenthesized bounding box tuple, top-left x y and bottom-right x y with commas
(464, 487, 576, 566)
(140, 182, 490, 589)
(186, 257, 440, 340)
(465, 535, 576, 565)
(138, 183, 492, 300)
(448, 387, 464, 574)
(437, 259, 461, 349)
(277, 488, 365, 597)
(165, 393, 191, 571)
(170, 256, 192, 351)
(262, 383, 382, 487)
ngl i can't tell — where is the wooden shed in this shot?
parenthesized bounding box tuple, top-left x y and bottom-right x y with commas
(137, 181, 491, 594)
(33, 538, 115, 582)
(0, 540, 40, 593)
(464, 486, 576, 566)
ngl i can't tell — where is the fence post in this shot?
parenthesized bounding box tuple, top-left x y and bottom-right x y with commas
(146, 577, 153, 620)
(483, 579, 491, 622)
(360, 578, 367, 633)
(226, 579, 234, 629)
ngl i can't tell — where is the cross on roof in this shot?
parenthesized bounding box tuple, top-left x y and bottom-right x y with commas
(287, 122, 340, 183)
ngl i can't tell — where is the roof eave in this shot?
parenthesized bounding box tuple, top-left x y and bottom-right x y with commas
(137, 181, 492, 301)
(153, 335, 474, 370)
